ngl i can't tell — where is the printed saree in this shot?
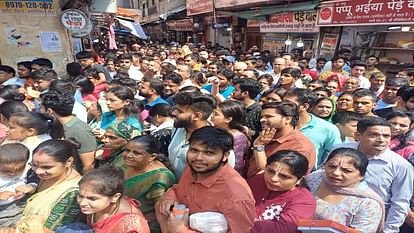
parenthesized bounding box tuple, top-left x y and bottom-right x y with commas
(96, 147, 127, 170)
(307, 170, 385, 233)
(124, 168, 176, 233)
(15, 176, 81, 233)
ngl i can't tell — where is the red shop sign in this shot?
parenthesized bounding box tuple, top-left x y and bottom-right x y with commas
(166, 19, 194, 31)
(186, 0, 213, 16)
(317, 0, 414, 26)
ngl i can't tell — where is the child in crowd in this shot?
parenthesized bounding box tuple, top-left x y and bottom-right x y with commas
(0, 143, 38, 227)
(76, 51, 111, 84)
(84, 69, 108, 100)
(6, 112, 60, 153)
(0, 100, 29, 144)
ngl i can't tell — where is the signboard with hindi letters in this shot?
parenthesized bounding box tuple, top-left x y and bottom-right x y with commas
(186, 0, 213, 16)
(260, 11, 319, 33)
(0, 0, 56, 15)
(166, 19, 193, 31)
(319, 33, 340, 58)
(318, 0, 414, 26)
(247, 20, 261, 27)
(215, 0, 270, 8)
(61, 9, 92, 38)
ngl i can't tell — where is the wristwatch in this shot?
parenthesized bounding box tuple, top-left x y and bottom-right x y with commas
(252, 145, 265, 152)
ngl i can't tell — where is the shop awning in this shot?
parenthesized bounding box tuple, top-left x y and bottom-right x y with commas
(116, 17, 147, 39)
(160, 5, 187, 21)
(234, 1, 319, 21)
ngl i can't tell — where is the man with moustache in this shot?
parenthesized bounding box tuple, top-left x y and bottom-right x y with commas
(139, 76, 168, 110)
(233, 61, 248, 78)
(156, 126, 255, 233)
(375, 85, 414, 118)
(374, 77, 408, 110)
(168, 92, 216, 179)
(232, 78, 262, 139)
(247, 102, 316, 178)
(334, 117, 413, 233)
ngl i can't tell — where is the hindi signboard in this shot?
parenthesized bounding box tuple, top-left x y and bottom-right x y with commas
(318, 0, 414, 26)
(61, 9, 92, 37)
(166, 19, 193, 31)
(247, 20, 261, 27)
(0, 0, 56, 15)
(260, 11, 319, 33)
(186, 0, 213, 16)
(215, 0, 270, 8)
(319, 33, 340, 58)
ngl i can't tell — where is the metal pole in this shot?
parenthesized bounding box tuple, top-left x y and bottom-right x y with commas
(213, 0, 217, 46)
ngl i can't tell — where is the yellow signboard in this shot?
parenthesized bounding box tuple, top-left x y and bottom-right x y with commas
(0, 0, 56, 15)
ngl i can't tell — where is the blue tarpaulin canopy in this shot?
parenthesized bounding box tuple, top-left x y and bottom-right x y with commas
(116, 17, 147, 39)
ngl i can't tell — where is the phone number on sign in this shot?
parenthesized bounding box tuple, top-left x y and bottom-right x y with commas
(4, 1, 53, 9)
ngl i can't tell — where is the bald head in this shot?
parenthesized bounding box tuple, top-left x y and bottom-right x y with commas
(234, 62, 248, 76)
(272, 58, 287, 74)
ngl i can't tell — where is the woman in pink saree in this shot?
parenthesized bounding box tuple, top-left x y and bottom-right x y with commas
(77, 166, 150, 233)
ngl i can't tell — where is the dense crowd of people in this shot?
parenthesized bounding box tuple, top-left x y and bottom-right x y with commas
(0, 42, 413, 233)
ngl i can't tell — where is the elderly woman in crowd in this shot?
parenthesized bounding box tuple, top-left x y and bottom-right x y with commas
(96, 120, 137, 169)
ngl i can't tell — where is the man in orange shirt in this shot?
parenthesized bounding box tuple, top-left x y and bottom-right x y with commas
(155, 126, 255, 233)
(248, 102, 316, 178)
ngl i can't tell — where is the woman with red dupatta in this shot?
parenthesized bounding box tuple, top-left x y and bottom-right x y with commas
(77, 166, 150, 233)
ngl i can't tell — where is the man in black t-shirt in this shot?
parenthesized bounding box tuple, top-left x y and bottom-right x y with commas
(76, 51, 111, 83)
(375, 85, 414, 118)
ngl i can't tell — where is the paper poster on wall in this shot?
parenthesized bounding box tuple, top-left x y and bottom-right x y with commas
(319, 33, 339, 59)
(6, 26, 34, 48)
(262, 33, 287, 52)
(6, 26, 20, 44)
(339, 27, 357, 51)
(39, 32, 62, 52)
(71, 37, 83, 55)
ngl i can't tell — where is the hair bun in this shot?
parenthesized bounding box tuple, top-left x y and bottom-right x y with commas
(65, 138, 81, 150)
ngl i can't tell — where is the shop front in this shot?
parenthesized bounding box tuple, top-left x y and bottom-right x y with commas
(186, 0, 213, 45)
(144, 23, 164, 42)
(166, 19, 194, 44)
(245, 10, 320, 55)
(262, 10, 319, 54)
(245, 20, 262, 51)
(202, 15, 233, 48)
(317, 0, 414, 75)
